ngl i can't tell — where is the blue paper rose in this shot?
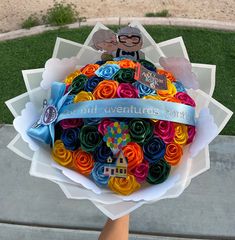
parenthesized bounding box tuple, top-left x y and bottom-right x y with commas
(143, 136, 166, 163)
(61, 128, 80, 151)
(91, 162, 110, 186)
(95, 64, 120, 79)
(173, 81, 186, 92)
(132, 81, 156, 97)
(84, 76, 104, 92)
(94, 141, 113, 163)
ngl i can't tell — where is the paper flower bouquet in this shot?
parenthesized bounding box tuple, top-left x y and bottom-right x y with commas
(6, 22, 233, 219)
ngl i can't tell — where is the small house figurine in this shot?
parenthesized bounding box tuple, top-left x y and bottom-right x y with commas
(103, 151, 128, 178)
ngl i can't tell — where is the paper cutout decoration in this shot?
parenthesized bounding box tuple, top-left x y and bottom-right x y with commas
(103, 151, 128, 178)
(91, 26, 146, 61)
(134, 62, 168, 90)
(91, 29, 118, 61)
(103, 122, 131, 153)
(116, 26, 144, 60)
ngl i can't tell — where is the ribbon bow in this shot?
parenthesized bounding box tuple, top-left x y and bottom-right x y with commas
(122, 51, 135, 57)
(27, 82, 68, 145)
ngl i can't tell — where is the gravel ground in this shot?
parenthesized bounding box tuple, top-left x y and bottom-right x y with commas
(0, 0, 234, 32)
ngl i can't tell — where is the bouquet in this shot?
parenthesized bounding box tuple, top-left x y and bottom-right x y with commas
(6, 22, 233, 219)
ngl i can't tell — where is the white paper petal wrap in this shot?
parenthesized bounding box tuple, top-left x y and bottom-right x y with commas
(41, 57, 78, 89)
(159, 57, 199, 89)
(5, 22, 233, 219)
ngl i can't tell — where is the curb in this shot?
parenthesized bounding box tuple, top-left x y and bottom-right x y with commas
(0, 17, 234, 42)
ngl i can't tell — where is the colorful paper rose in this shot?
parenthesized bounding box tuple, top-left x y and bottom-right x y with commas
(84, 76, 104, 92)
(95, 64, 120, 79)
(117, 83, 138, 98)
(132, 81, 156, 97)
(80, 125, 102, 152)
(61, 128, 80, 151)
(143, 136, 166, 164)
(69, 74, 88, 94)
(147, 159, 171, 184)
(113, 68, 135, 83)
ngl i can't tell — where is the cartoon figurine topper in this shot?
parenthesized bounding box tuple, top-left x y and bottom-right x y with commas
(91, 29, 118, 61)
(116, 26, 144, 60)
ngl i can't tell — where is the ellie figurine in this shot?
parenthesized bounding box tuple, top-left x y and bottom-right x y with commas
(92, 29, 118, 61)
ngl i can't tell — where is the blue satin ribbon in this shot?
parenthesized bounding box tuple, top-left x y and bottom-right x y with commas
(28, 84, 195, 145)
(27, 82, 69, 145)
(57, 99, 195, 126)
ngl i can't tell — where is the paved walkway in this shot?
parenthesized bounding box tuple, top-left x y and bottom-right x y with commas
(0, 125, 235, 239)
(0, 17, 234, 42)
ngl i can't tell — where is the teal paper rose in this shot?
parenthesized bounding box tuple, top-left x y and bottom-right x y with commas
(95, 64, 120, 79)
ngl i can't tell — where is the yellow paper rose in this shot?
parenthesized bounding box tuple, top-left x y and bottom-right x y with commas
(108, 174, 140, 195)
(174, 124, 188, 145)
(157, 79, 177, 100)
(74, 91, 95, 103)
(143, 95, 161, 100)
(52, 140, 73, 167)
(64, 70, 81, 85)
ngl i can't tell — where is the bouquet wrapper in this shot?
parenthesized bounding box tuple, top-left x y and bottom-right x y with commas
(5, 22, 233, 219)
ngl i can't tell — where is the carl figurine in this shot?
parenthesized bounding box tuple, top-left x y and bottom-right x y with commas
(116, 26, 144, 60)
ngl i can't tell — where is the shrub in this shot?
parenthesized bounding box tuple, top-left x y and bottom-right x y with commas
(145, 10, 170, 17)
(43, 1, 81, 26)
(21, 15, 40, 29)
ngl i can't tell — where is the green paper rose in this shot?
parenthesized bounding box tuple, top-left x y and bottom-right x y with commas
(80, 125, 102, 152)
(113, 68, 135, 83)
(128, 119, 153, 144)
(147, 159, 171, 184)
(69, 74, 88, 95)
(138, 59, 156, 72)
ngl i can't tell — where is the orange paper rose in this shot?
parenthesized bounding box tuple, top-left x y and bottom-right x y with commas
(108, 174, 140, 195)
(52, 140, 73, 167)
(93, 80, 119, 99)
(123, 142, 144, 171)
(81, 64, 99, 78)
(118, 59, 136, 69)
(157, 69, 176, 82)
(72, 149, 94, 175)
(165, 143, 183, 166)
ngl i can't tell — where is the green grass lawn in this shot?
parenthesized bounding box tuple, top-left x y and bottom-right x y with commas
(0, 26, 234, 135)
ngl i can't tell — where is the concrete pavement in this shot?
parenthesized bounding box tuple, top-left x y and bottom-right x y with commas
(0, 125, 235, 239)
